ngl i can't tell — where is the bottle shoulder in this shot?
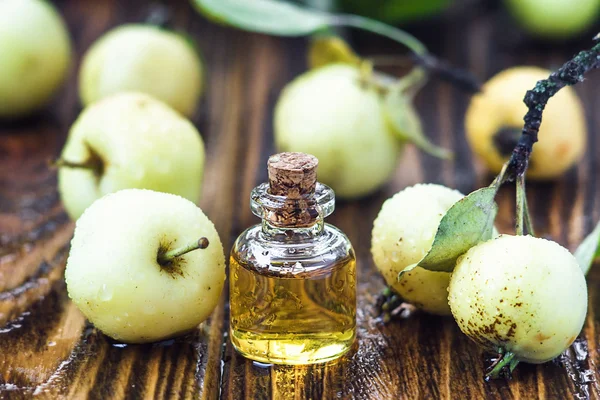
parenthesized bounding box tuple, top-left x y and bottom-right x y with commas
(231, 223, 355, 278)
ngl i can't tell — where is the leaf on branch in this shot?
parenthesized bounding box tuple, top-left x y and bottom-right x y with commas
(399, 186, 498, 279)
(384, 78, 452, 159)
(574, 221, 600, 275)
(193, 0, 331, 36)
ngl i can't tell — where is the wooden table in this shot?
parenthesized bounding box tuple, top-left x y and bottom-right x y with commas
(1, 0, 599, 398)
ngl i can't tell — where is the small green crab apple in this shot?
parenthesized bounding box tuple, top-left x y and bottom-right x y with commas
(505, 0, 600, 39)
(65, 189, 225, 343)
(79, 24, 204, 117)
(57, 92, 205, 220)
(449, 235, 587, 374)
(371, 184, 467, 315)
(274, 64, 402, 199)
(0, 0, 72, 117)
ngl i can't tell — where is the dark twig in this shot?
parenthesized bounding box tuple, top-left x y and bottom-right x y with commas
(375, 287, 404, 323)
(413, 53, 482, 93)
(507, 39, 600, 179)
(146, 3, 171, 28)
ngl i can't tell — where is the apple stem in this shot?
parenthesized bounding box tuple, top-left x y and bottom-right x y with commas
(485, 350, 518, 380)
(52, 158, 100, 172)
(330, 14, 481, 93)
(158, 237, 209, 265)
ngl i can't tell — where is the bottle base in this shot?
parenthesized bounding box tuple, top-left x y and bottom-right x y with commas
(230, 329, 355, 365)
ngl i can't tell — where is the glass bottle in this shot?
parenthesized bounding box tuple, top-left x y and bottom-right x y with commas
(229, 152, 357, 365)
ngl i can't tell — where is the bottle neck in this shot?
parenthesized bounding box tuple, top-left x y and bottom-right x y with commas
(250, 182, 336, 241)
(260, 216, 325, 240)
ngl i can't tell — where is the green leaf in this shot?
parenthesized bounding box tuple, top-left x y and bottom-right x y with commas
(340, 0, 450, 24)
(397, 263, 418, 281)
(574, 221, 600, 275)
(384, 77, 452, 160)
(399, 187, 498, 278)
(192, 0, 429, 56)
(192, 0, 331, 36)
(301, 0, 336, 11)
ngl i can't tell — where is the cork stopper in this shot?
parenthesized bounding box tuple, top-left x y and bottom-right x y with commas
(267, 152, 318, 198)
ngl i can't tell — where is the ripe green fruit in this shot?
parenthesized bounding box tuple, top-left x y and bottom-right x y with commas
(449, 235, 587, 364)
(274, 64, 402, 199)
(58, 92, 205, 220)
(79, 24, 203, 117)
(465, 67, 586, 179)
(0, 0, 71, 118)
(371, 184, 465, 315)
(505, 0, 600, 39)
(65, 189, 225, 343)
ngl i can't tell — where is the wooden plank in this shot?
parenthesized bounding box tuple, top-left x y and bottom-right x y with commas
(1, 0, 600, 398)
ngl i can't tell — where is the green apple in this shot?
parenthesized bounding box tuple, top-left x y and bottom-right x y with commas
(57, 92, 205, 220)
(0, 0, 72, 118)
(371, 184, 465, 315)
(505, 0, 600, 39)
(65, 189, 225, 343)
(449, 235, 587, 366)
(79, 24, 204, 117)
(274, 64, 402, 199)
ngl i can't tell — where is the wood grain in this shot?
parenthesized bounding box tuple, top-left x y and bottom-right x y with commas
(1, 0, 600, 398)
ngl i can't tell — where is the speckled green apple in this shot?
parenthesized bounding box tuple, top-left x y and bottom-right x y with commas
(58, 92, 205, 220)
(0, 0, 72, 117)
(274, 64, 402, 199)
(65, 189, 226, 343)
(449, 235, 587, 364)
(79, 24, 204, 117)
(371, 184, 466, 315)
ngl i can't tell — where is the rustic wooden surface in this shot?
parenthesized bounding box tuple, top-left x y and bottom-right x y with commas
(1, 0, 600, 398)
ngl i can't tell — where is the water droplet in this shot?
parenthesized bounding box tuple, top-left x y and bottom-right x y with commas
(131, 166, 146, 181)
(98, 284, 113, 301)
(143, 303, 156, 315)
(421, 231, 434, 242)
(136, 272, 147, 281)
(155, 158, 171, 174)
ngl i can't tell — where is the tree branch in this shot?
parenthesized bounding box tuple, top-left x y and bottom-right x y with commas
(508, 39, 600, 179)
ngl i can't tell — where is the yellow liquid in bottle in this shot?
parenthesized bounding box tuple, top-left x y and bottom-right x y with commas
(229, 254, 356, 365)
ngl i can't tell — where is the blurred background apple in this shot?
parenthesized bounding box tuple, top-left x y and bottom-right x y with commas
(504, 0, 600, 39)
(0, 0, 72, 118)
(79, 24, 204, 117)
